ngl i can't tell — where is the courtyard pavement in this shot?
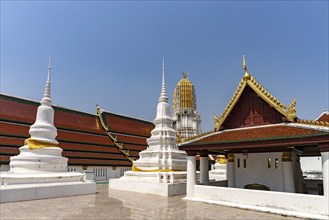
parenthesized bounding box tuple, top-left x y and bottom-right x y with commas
(0, 183, 303, 220)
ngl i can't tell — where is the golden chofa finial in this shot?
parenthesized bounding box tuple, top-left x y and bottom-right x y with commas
(288, 97, 297, 120)
(242, 53, 250, 80)
(182, 72, 187, 79)
(214, 114, 220, 131)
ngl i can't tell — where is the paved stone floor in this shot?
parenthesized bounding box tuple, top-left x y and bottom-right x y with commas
(0, 183, 303, 220)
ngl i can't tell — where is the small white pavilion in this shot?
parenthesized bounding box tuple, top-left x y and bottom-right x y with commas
(179, 55, 329, 220)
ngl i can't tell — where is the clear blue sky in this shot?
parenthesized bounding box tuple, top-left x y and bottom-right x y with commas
(1, 1, 328, 132)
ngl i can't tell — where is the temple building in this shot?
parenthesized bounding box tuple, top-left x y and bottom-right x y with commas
(172, 72, 201, 140)
(179, 55, 329, 219)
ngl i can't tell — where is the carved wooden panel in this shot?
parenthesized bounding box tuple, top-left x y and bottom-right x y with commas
(223, 86, 283, 129)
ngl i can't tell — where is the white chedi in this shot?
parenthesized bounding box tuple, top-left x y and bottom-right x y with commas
(209, 155, 227, 181)
(109, 60, 188, 195)
(133, 59, 187, 172)
(0, 55, 96, 203)
(9, 55, 67, 173)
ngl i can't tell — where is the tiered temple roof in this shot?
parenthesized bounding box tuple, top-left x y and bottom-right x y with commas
(180, 55, 329, 156)
(0, 94, 154, 166)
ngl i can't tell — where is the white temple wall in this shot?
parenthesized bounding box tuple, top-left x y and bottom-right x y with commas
(67, 166, 131, 181)
(235, 152, 284, 191)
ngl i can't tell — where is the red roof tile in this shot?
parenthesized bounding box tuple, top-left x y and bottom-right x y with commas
(317, 112, 329, 123)
(186, 125, 328, 146)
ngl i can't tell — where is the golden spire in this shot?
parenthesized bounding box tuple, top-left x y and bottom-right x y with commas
(242, 53, 250, 80)
(173, 72, 197, 111)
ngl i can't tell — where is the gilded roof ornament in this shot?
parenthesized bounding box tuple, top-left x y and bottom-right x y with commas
(242, 53, 250, 80)
(214, 54, 297, 130)
(214, 114, 220, 131)
(176, 133, 184, 143)
(288, 98, 297, 119)
(182, 72, 187, 78)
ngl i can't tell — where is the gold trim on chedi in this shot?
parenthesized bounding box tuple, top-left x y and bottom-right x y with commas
(25, 138, 58, 150)
(214, 54, 297, 131)
(132, 165, 180, 172)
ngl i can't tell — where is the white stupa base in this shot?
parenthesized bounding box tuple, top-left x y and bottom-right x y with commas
(0, 172, 96, 203)
(209, 163, 227, 181)
(0, 181, 96, 203)
(9, 146, 68, 173)
(109, 171, 188, 196)
(209, 170, 227, 181)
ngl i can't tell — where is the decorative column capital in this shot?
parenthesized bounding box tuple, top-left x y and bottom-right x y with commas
(282, 152, 292, 162)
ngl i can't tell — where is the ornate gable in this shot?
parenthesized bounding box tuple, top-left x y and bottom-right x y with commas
(214, 55, 297, 131)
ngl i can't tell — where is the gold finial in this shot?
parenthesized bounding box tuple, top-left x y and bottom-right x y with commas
(242, 53, 250, 80)
(182, 72, 187, 79)
(242, 53, 247, 71)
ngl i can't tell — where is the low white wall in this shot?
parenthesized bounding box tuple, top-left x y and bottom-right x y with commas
(193, 185, 327, 218)
(235, 152, 284, 191)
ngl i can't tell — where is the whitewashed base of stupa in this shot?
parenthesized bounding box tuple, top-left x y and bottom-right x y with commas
(209, 164, 227, 181)
(0, 172, 96, 203)
(109, 171, 188, 196)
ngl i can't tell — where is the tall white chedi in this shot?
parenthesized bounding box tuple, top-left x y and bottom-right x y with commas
(110, 60, 188, 195)
(0, 54, 96, 203)
(9, 54, 68, 173)
(133, 59, 187, 171)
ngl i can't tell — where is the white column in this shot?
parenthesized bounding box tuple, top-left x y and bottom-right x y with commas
(321, 151, 329, 215)
(200, 151, 209, 185)
(186, 152, 196, 198)
(282, 152, 295, 193)
(227, 154, 235, 187)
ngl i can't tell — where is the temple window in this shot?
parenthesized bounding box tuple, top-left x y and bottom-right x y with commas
(237, 158, 240, 168)
(268, 158, 271, 168)
(243, 159, 247, 168)
(275, 158, 279, 169)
